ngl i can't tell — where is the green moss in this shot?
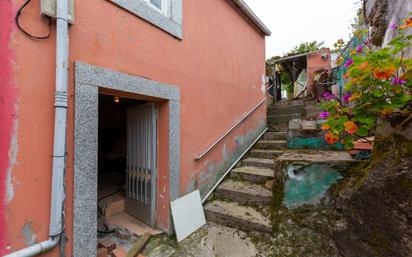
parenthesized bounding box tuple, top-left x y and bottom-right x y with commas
(270, 164, 285, 233)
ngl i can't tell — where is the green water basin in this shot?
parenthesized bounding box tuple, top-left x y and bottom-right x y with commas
(283, 162, 343, 208)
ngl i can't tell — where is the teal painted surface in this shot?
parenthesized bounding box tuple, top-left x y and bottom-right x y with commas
(336, 36, 365, 96)
(288, 137, 344, 150)
(283, 163, 343, 209)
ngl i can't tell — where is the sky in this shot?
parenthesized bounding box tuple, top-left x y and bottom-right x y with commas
(243, 0, 361, 58)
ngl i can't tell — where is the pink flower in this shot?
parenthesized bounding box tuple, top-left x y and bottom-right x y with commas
(356, 45, 363, 53)
(323, 92, 335, 100)
(319, 111, 330, 119)
(342, 93, 351, 103)
(389, 23, 398, 30)
(344, 59, 354, 68)
(391, 77, 406, 85)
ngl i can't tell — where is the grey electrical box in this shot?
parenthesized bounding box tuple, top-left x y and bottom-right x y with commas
(41, 0, 75, 24)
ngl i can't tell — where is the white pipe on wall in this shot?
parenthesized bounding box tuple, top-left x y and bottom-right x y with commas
(5, 0, 69, 256)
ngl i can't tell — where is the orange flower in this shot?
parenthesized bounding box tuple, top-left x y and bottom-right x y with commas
(373, 65, 396, 80)
(351, 78, 358, 83)
(321, 123, 330, 131)
(343, 72, 349, 79)
(325, 131, 339, 144)
(344, 121, 358, 135)
(358, 61, 369, 70)
(400, 18, 412, 29)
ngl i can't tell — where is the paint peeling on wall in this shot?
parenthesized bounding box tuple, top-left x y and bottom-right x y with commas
(21, 221, 38, 246)
(6, 118, 18, 203)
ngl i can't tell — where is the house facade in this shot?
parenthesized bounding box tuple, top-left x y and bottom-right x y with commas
(0, 0, 270, 256)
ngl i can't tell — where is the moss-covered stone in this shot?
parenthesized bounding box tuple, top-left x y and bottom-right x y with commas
(331, 135, 412, 257)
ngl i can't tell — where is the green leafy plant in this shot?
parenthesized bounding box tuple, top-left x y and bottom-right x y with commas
(320, 16, 412, 149)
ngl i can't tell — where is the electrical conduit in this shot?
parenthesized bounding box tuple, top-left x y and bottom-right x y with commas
(5, 0, 69, 256)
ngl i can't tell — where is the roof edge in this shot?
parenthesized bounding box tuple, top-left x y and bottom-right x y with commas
(269, 49, 329, 64)
(231, 0, 271, 36)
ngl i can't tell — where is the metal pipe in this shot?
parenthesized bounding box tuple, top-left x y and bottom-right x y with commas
(202, 128, 268, 203)
(195, 98, 266, 161)
(5, 0, 69, 256)
(3, 236, 60, 257)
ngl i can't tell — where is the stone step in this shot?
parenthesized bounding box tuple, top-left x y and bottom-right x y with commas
(255, 140, 287, 150)
(249, 149, 283, 159)
(267, 119, 289, 126)
(216, 179, 272, 205)
(274, 99, 305, 106)
(263, 131, 287, 140)
(268, 104, 305, 115)
(242, 158, 274, 169)
(204, 200, 272, 233)
(267, 125, 288, 133)
(267, 113, 302, 123)
(230, 166, 274, 183)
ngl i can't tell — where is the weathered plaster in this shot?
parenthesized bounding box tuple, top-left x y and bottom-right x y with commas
(196, 119, 266, 198)
(21, 221, 37, 246)
(108, 0, 183, 39)
(6, 117, 18, 203)
(0, 1, 17, 255)
(74, 62, 180, 256)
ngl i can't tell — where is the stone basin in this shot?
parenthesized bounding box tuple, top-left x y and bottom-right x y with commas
(273, 150, 359, 209)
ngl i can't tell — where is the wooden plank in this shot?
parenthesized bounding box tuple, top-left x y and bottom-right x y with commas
(126, 232, 151, 257)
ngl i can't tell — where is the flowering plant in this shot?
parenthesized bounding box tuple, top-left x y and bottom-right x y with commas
(320, 16, 412, 148)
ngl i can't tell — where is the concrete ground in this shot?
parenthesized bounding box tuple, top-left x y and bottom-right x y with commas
(142, 222, 264, 257)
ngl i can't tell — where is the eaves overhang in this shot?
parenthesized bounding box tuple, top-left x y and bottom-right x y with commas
(231, 0, 271, 36)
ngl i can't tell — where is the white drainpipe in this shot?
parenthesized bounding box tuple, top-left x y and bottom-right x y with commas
(5, 0, 69, 256)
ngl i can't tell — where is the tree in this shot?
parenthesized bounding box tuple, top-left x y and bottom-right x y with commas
(286, 40, 325, 56)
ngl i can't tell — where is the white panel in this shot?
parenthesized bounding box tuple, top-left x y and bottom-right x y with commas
(170, 190, 206, 242)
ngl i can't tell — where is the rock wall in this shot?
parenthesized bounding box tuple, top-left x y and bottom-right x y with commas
(332, 135, 412, 257)
(365, 0, 412, 56)
(331, 3, 412, 255)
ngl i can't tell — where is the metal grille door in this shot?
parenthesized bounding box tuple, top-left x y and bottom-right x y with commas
(126, 103, 157, 226)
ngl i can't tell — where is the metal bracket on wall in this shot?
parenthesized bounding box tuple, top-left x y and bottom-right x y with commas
(41, 0, 75, 24)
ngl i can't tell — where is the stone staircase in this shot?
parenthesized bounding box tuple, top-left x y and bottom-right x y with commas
(204, 100, 305, 233)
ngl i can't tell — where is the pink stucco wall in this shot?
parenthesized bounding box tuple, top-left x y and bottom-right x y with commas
(306, 48, 332, 94)
(3, 0, 267, 255)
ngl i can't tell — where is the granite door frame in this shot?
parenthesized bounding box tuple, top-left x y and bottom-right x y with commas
(73, 62, 180, 256)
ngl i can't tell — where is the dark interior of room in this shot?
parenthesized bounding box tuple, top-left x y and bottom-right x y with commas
(97, 94, 145, 198)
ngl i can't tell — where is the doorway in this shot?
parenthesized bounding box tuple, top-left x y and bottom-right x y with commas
(97, 94, 157, 229)
(74, 62, 180, 256)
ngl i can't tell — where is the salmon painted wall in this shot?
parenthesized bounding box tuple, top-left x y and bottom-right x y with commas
(1, 1, 18, 256)
(306, 48, 332, 93)
(4, 0, 267, 256)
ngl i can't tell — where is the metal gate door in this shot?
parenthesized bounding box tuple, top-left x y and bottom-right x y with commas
(126, 103, 157, 226)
